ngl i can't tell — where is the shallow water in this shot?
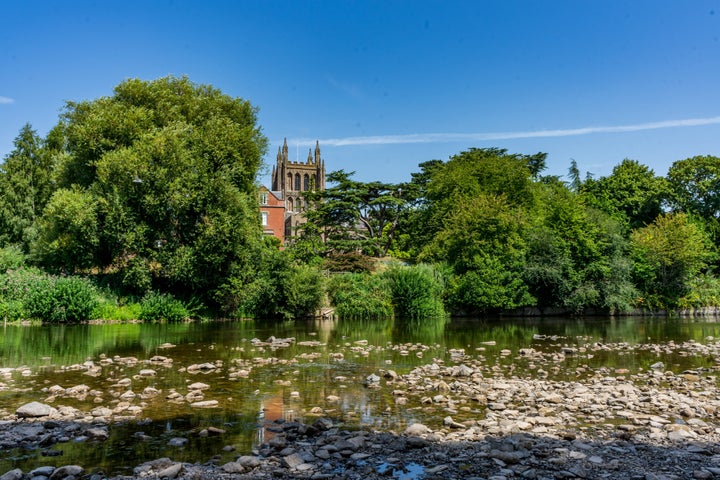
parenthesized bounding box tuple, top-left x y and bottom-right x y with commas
(1, 315, 719, 475)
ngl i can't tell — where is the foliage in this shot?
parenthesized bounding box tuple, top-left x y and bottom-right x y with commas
(24, 275, 98, 323)
(326, 273, 393, 320)
(0, 244, 26, 271)
(322, 252, 376, 273)
(300, 170, 406, 257)
(0, 124, 56, 252)
(581, 159, 669, 230)
(667, 155, 720, 219)
(34, 76, 267, 305)
(677, 273, 720, 309)
(382, 263, 447, 319)
(139, 291, 191, 322)
(524, 180, 637, 313)
(631, 213, 717, 308)
(216, 248, 324, 319)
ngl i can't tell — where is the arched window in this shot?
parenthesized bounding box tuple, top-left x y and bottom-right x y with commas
(287, 173, 292, 189)
(303, 174, 310, 191)
(296, 198, 302, 212)
(294, 173, 301, 191)
(287, 197, 294, 212)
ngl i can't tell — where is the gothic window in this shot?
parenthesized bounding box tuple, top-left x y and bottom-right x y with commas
(287, 173, 292, 189)
(303, 174, 310, 191)
(296, 198, 302, 212)
(287, 197, 294, 212)
(294, 173, 301, 191)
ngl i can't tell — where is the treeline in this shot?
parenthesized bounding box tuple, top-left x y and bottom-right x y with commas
(0, 76, 718, 321)
(295, 149, 720, 316)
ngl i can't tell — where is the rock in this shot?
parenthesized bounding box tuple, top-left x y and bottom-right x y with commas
(167, 437, 188, 447)
(221, 462, 245, 473)
(49, 465, 84, 479)
(16, 402, 57, 418)
(138, 369, 156, 377)
(0, 469, 23, 480)
(404, 423, 431, 436)
(190, 400, 218, 408)
(188, 382, 210, 390)
(86, 427, 109, 440)
(156, 462, 182, 479)
(236, 455, 261, 468)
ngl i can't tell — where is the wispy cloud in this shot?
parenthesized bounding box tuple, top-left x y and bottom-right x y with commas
(291, 116, 720, 147)
(0, 96, 14, 105)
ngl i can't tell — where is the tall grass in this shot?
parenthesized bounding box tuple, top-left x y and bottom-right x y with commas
(327, 273, 393, 319)
(382, 263, 447, 320)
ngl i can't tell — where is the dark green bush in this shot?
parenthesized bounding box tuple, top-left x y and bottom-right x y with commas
(140, 292, 190, 322)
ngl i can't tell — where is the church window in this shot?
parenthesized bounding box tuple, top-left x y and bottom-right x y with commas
(304, 174, 310, 191)
(295, 173, 301, 191)
(287, 197, 294, 211)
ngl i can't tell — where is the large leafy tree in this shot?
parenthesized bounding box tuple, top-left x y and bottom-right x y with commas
(525, 179, 636, 313)
(667, 155, 720, 219)
(0, 124, 56, 251)
(582, 159, 669, 231)
(34, 76, 268, 302)
(299, 170, 406, 257)
(631, 212, 716, 307)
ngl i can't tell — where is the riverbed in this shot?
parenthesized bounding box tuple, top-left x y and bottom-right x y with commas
(1, 316, 720, 476)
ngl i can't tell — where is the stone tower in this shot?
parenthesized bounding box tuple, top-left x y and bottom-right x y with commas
(271, 138, 326, 238)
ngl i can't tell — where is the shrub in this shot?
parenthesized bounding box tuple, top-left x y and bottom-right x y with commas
(140, 292, 190, 322)
(25, 276, 98, 323)
(327, 273, 393, 319)
(0, 245, 26, 271)
(383, 264, 447, 319)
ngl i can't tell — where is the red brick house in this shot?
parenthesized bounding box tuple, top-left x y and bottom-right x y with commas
(258, 186, 286, 244)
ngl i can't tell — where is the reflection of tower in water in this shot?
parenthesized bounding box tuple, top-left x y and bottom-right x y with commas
(256, 391, 297, 445)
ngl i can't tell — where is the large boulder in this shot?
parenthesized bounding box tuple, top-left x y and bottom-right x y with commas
(16, 402, 57, 418)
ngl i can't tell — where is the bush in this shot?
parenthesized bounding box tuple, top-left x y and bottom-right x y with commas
(0, 245, 26, 271)
(25, 276, 98, 323)
(140, 292, 190, 322)
(383, 264, 447, 320)
(327, 273, 393, 320)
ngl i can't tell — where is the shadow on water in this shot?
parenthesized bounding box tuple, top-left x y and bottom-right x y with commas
(1, 315, 720, 474)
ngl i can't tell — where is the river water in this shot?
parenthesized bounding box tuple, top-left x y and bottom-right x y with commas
(1, 315, 719, 475)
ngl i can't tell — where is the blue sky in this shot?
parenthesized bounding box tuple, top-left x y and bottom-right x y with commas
(2, 1, 719, 185)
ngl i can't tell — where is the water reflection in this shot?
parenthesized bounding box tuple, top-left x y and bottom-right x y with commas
(1, 315, 720, 474)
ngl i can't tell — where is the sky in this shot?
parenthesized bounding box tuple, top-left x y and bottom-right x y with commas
(2, 1, 719, 185)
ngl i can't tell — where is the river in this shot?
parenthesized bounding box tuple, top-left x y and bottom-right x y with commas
(1, 315, 719, 475)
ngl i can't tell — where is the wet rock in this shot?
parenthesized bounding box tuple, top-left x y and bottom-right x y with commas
(404, 423, 431, 436)
(167, 437, 188, 447)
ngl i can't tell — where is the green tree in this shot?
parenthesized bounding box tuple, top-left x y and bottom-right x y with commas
(631, 212, 716, 307)
(667, 155, 720, 219)
(582, 159, 669, 230)
(34, 76, 268, 304)
(300, 170, 406, 257)
(0, 124, 56, 251)
(525, 179, 636, 313)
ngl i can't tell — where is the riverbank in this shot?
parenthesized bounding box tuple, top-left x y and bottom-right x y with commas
(2, 335, 720, 478)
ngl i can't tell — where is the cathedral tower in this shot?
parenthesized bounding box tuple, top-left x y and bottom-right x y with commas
(271, 138, 326, 238)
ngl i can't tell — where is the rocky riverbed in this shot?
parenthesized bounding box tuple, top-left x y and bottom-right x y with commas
(3, 335, 720, 479)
